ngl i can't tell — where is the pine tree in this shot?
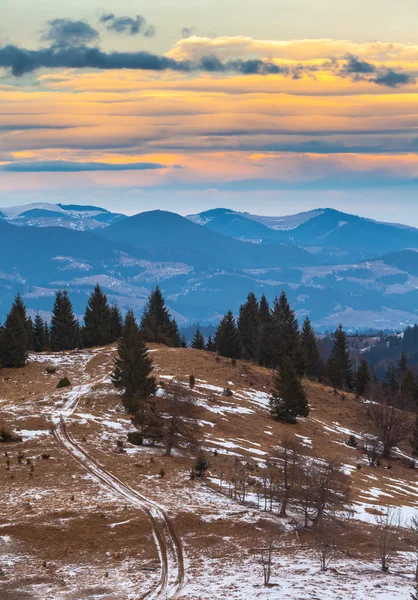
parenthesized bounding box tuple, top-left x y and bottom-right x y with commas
(112, 310, 156, 413)
(301, 316, 322, 378)
(260, 292, 303, 373)
(170, 318, 183, 348)
(83, 284, 113, 347)
(191, 327, 205, 350)
(269, 357, 309, 423)
(180, 334, 188, 348)
(326, 325, 353, 390)
(110, 304, 123, 341)
(411, 415, 418, 457)
(383, 363, 398, 393)
(50, 290, 79, 351)
(44, 321, 50, 349)
(26, 316, 34, 350)
(238, 292, 260, 361)
(397, 353, 408, 378)
(140, 287, 178, 346)
(0, 294, 29, 368)
(206, 335, 216, 352)
(354, 358, 370, 396)
(33, 313, 48, 352)
(215, 311, 241, 359)
(258, 293, 270, 325)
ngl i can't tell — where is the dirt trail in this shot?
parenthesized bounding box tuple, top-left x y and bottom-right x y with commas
(51, 373, 185, 600)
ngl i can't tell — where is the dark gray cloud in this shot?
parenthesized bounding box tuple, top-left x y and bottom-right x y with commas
(181, 27, 196, 39)
(0, 44, 291, 77)
(338, 54, 414, 87)
(41, 19, 99, 47)
(372, 69, 413, 87)
(0, 40, 414, 88)
(0, 160, 171, 172)
(99, 14, 155, 37)
(342, 54, 375, 74)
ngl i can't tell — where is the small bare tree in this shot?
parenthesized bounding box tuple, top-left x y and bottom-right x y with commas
(374, 507, 401, 572)
(368, 401, 412, 460)
(410, 514, 418, 582)
(162, 382, 199, 456)
(361, 433, 381, 466)
(367, 382, 413, 460)
(276, 436, 301, 517)
(293, 459, 350, 529)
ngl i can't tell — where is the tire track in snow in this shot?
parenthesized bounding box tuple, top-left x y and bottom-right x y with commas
(51, 377, 185, 599)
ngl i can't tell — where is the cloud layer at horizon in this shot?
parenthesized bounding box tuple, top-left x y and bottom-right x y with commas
(1, 11, 418, 223)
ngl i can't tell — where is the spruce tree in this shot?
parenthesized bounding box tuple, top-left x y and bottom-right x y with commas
(83, 284, 113, 347)
(33, 313, 47, 352)
(112, 310, 156, 413)
(258, 293, 270, 325)
(0, 294, 29, 368)
(140, 287, 177, 346)
(354, 358, 370, 396)
(383, 363, 398, 393)
(206, 335, 216, 352)
(326, 325, 353, 390)
(261, 292, 303, 373)
(43, 321, 50, 350)
(170, 318, 183, 348)
(26, 316, 34, 350)
(301, 316, 322, 378)
(50, 290, 79, 351)
(180, 334, 188, 348)
(411, 415, 418, 457)
(238, 292, 260, 361)
(215, 311, 241, 359)
(191, 327, 205, 350)
(269, 357, 309, 423)
(110, 304, 123, 341)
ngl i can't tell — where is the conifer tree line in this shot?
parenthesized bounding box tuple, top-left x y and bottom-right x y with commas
(189, 291, 324, 379)
(0, 285, 183, 369)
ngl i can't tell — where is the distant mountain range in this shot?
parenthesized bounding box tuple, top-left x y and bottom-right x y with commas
(2, 202, 418, 331)
(187, 207, 418, 263)
(0, 202, 125, 230)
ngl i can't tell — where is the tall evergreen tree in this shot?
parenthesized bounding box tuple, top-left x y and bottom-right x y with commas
(140, 287, 178, 346)
(301, 316, 322, 378)
(0, 294, 29, 368)
(191, 327, 205, 350)
(112, 310, 156, 413)
(326, 325, 353, 390)
(169, 318, 183, 348)
(411, 414, 418, 457)
(215, 311, 241, 359)
(180, 334, 188, 348)
(269, 357, 309, 423)
(50, 290, 79, 351)
(354, 358, 370, 396)
(238, 292, 260, 361)
(26, 316, 34, 350)
(44, 321, 50, 349)
(383, 363, 398, 393)
(258, 293, 270, 325)
(33, 313, 48, 352)
(83, 284, 113, 347)
(206, 335, 216, 352)
(110, 304, 123, 341)
(260, 291, 303, 373)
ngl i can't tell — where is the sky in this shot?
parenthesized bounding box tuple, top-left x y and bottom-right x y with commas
(1, 0, 418, 223)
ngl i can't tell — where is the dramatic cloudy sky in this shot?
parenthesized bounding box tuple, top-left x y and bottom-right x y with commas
(1, 0, 418, 222)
